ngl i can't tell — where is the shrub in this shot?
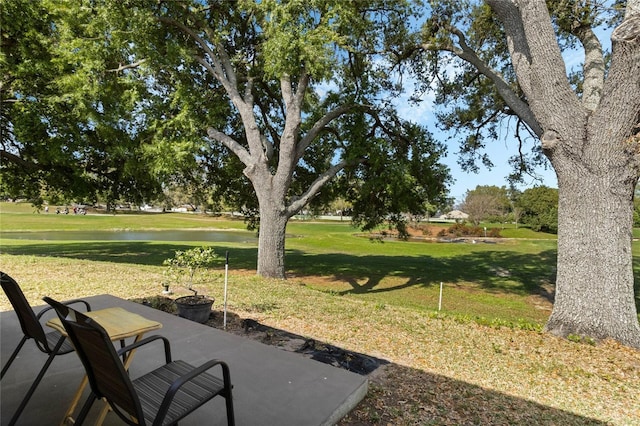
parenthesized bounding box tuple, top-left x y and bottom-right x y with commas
(436, 222, 501, 238)
(163, 246, 218, 294)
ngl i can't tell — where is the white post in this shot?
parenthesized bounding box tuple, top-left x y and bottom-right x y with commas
(438, 281, 443, 311)
(223, 251, 229, 330)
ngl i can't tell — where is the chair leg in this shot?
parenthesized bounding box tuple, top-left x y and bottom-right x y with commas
(7, 336, 66, 426)
(225, 393, 235, 426)
(0, 336, 28, 379)
(74, 392, 98, 425)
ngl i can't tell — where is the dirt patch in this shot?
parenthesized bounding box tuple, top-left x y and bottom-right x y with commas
(136, 296, 387, 376)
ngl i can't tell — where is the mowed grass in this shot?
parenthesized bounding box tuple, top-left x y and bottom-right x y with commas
(285, 224, 557, 326)
(0, 202, 249, 231)
(2, 202, 638, 325)
(1, 202, 640, 424)
(1, 203, 556, 326)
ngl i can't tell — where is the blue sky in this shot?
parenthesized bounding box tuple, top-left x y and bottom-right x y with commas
(393, 88, 558, 205)
(440, 136, 557, 205)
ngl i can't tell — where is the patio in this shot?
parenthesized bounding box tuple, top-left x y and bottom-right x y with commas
(1, 294, 368, 425)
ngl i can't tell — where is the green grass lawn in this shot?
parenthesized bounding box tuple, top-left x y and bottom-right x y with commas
(286, 226, 557, 326)
(1, 202, 558, 326)
(0, 202, 249, 231)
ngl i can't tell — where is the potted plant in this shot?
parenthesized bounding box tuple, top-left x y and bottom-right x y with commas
(163, 246, 218, 323)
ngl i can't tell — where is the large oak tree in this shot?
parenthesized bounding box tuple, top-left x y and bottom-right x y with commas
(417, 0, 640, 347)
(130, 0, 451, 278)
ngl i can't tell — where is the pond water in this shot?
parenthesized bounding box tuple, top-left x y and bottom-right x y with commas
(1, 230, 257, 243)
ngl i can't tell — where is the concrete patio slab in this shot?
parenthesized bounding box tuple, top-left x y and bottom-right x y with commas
(1, 294, 368, 425)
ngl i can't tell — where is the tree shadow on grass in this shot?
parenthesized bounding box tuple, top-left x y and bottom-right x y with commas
(3, 241, 557, 298)
(339, 362, 607, 425)
(0, 241, 260, 269)
(3, 241, 556, 297)
(132, 298, 607, 425)
(3, 240, 638, 311)
(286, 247, 559, 300)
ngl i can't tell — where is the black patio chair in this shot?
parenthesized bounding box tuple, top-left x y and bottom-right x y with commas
(0, 271, 91, 426)
(44, 296, 235, 426)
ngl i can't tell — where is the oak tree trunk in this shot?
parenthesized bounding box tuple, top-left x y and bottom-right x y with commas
(547, 147, 640, 347)
(483, 0, 640, 348)
(256, 199, 289, 279)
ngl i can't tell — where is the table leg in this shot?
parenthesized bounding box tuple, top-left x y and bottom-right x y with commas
(59, 375, 88, 426)
(93, 399, 111, 426)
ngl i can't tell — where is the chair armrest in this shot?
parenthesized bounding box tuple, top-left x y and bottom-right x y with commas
(156, 359, 232, 420)
(36, 299, 91, 320)
(116, 335, 172, 364)
(63, 299, 92, 312)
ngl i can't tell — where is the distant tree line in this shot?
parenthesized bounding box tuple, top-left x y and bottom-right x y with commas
(460, 185, 558, 233)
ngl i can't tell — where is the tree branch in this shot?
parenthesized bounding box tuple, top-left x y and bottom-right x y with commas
(626, 0, 640, 19)
(280, 74, 294, 108)
(294, 72, 310, 107)
(423, 22, 543, 137)
(206, 127, 252, 165)
(296, 104, 359, 160)
(277, 74, 303, 186)
(0, 150, 41, 172)
(157, 17, 235, 96)
(158, 15, 265, 160)
(486, 0, 583, 132)
(286, 159, 350, 217)
(596, 12, 640, 143)
(575, 26, 605, 111)
(107, 59, 147, 73)
(253, 100, 278, 161)
(260, 134, 274, 162)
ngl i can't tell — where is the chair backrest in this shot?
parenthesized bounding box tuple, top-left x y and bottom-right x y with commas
(43, 297, 145, 424)
(1, 272, 48, 349)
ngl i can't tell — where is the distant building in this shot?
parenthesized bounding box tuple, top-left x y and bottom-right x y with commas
(440, 210, 469, 221)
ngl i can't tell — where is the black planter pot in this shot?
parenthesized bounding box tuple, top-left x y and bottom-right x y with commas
(174, 295, 214, 323)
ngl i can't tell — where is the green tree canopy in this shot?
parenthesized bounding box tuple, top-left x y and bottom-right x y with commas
(0, 0, 163, 208)
(516, 186, 558, 233)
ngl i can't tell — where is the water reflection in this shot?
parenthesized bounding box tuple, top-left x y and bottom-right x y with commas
(1, 230, 256, 243)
